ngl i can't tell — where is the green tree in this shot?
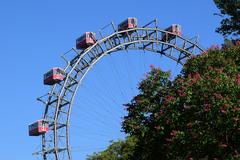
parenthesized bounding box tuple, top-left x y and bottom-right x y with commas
(214, 0, 240, 37)
(122, 67, 173, 160)
(123, 46, 240, 159)
(87, 136, 137, 160)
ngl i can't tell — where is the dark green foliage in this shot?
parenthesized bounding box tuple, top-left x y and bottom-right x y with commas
(214, 0, 240, 37)
(122, 67, 173, 160)
(123, 46, 240, 159)
(171, 46, 240, 159)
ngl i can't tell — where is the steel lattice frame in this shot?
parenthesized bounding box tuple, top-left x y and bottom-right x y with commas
(36, 19, 204, 160)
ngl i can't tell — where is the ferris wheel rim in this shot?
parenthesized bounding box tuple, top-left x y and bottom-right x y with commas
(37, 20, 204, 160)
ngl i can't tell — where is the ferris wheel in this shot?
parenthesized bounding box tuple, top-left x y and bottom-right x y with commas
(28, 17, 204, 160)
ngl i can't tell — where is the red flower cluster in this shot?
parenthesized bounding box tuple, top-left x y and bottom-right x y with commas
(149, 64, 155, 69)
(213, 93, 223, 99)
(234, 107, 240, 111)
(204, 104, 210, 112)
(170, 130, 177, 137)
(213, 77, 221, 84)
(177, 89, 186, 97)
(154, 125, 161, 130)
(192, 72, 201, 80)
(186, 122, 193, 128)
(187, 157, 193, 160)
(164, 96, 174, 104)
(215, 68, 223, 74)
(166, 119, 173, 125)
(209, 44, 220, 51)
(237, 74, 240, 85)
(188, 72, 202, 86)
(220, 104, 229, 114)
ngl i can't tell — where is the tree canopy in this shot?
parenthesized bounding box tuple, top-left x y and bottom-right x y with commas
(87, 136, 137, 160)
(214, 0, 240, 38)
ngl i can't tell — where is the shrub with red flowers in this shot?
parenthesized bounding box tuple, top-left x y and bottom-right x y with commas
(122, 46, 240, 159)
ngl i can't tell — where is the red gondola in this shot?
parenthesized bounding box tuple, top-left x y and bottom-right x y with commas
(29, 119, 49, 136)
(76, 32, 96, 49)
(118, 17, 137, 32)
(44, 67, 65, 85)
(162, 24, 182, 41)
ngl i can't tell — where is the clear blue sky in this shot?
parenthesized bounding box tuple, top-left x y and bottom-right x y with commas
(0, 0, 223, 160)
